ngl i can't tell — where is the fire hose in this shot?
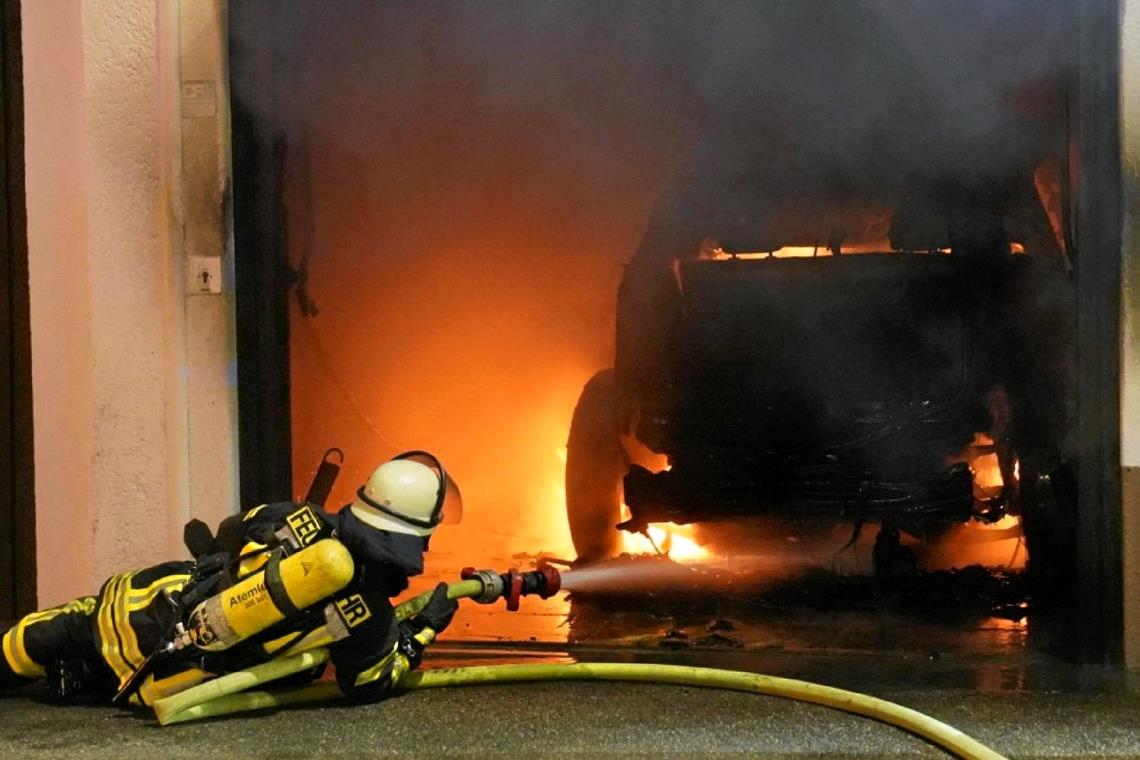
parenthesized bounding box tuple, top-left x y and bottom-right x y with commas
(151, 569, 1007, 760)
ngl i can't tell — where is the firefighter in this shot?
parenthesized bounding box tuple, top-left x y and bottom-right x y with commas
(0, 451, 462, 707)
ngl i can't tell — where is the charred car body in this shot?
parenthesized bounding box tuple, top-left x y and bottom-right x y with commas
(566, 166, 1076, 579)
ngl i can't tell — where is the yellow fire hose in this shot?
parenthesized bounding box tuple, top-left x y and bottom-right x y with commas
(152, 581, 1008, 760)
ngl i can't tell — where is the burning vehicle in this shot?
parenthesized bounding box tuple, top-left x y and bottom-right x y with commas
(566, 159, 1076, 578)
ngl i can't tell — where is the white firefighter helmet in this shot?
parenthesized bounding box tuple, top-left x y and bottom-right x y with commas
(350, 451, 462, 537)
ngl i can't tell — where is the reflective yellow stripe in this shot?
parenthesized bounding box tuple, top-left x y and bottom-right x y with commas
(8, 596, 94, 628)
(243, 504, 268, 522)
(127, 574, 189, 612)
(2, 626, 41, 678)
(118, 572, 195, 704)
(92, 572, 190, 692)
(96, 576, 128, 682)
(97, 575, 134, 685)
(115, 574, 145, 673)
(14, 609, 63, 626)
(238, 542, 269, 578)
(353, 641, 400, 687)
(390, 655, 411, 685)
(2, 597, 97, 678)
(352, 627, 438, 688)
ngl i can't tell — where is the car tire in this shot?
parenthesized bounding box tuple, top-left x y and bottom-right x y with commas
(566, 369, 624, 562)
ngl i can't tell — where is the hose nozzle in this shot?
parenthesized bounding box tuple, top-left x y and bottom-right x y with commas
(460, 565, 562, 611)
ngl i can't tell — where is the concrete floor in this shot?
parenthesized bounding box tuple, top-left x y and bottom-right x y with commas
(1, 560, 1128, 758)
(1, 647, 1138, 759)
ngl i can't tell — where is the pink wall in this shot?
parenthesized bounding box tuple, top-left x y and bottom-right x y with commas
(22, 0, 96, 604)
(21, 0, 237, 605)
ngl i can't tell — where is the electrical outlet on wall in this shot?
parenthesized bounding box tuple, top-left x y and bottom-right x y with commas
(189, 256, 223, 294)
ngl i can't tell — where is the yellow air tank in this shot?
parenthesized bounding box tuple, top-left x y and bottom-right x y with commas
(184, 539, 355, 652)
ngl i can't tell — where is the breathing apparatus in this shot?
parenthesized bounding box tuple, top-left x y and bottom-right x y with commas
(111, 526, 358, 706)
(171, 540, 355, 653)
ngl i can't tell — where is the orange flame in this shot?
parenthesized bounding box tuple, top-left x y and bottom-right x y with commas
(617, 496, 709, 561)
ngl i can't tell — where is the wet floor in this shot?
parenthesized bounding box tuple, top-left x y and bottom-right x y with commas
(407, 553, 1089, 695)
(0, 555, 1123, 758)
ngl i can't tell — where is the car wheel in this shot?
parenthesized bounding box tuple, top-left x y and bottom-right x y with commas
(565, 369, 624, 562)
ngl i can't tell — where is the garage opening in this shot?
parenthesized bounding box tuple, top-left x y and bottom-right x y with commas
(230, 1, 1120, 669)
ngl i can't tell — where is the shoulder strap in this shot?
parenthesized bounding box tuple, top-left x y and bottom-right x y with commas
(263, 548, 301, 619)
(177, 553, 232, 612)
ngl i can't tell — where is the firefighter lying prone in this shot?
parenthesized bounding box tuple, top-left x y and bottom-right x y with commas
(0, 451, 462, 707)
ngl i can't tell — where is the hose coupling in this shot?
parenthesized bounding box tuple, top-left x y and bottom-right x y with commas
(459, 567, 506, 604)
(460, 565, 562, 610)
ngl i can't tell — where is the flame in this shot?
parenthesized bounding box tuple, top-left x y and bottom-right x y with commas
(926, 432, 1025, 569)
(772, 246, 824, 258)
(619, 512, 710, 562)
(958, 432, 1020, 500)
(971, 450, 1005, 497)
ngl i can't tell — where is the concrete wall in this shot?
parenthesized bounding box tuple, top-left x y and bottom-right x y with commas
(1123, 0, 1140, 670)
(22, 0, 237, 605)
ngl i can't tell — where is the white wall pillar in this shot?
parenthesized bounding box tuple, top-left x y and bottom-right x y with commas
(22, 0, 237, 605)
(177, 0, 240, 542)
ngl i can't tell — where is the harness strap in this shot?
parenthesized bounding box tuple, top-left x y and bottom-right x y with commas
(264, 549, 300, 619)
(178, 554, 229, 612)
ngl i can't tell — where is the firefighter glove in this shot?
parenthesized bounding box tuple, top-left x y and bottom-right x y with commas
(416, 582, 458, 633)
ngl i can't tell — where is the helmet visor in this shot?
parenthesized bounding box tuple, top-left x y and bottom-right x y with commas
(440, 476, 463, 525)
(396, 451, 463, 526)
